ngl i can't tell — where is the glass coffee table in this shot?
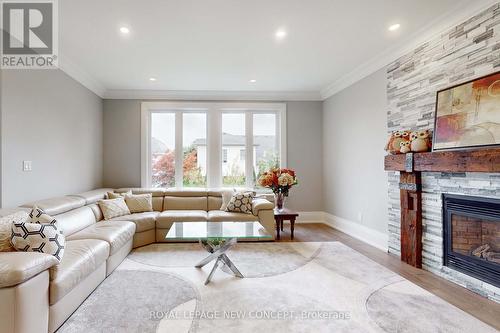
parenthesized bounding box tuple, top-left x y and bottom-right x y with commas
(166, 221, 272, 284)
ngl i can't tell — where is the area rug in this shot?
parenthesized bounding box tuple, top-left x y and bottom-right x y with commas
(58, 242, 498, 333)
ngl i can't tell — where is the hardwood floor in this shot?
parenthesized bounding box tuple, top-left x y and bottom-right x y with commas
(276, 223, 500, 330)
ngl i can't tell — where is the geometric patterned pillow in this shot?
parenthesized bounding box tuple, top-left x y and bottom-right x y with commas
(10, 221, 65, 261)
(0, 211, 28, 252)
(29, 205, 57, 224)
(226, 192, 254, 215)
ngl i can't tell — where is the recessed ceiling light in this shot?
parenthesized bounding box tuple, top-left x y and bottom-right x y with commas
(119, 26, 130, 34)
(149, 77, 157, 82)
(249, 79, 257, 83)
(388, 23, 401, 32)
(275, 29, 287, 40)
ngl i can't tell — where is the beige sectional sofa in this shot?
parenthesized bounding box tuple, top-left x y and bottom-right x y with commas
(0, 187, 275, 333)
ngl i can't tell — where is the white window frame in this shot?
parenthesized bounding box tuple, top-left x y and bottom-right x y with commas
(141, 101, 286, 188)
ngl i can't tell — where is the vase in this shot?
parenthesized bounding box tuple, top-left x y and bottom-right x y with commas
(275, 192, 285, 211)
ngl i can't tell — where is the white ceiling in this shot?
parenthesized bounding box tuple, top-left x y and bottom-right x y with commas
(59, 0, 494, 100)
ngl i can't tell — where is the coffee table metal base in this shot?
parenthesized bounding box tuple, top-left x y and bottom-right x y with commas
(195, 237, 243, 285)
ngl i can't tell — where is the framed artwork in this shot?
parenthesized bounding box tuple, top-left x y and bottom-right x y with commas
(433, 71, 500, 151)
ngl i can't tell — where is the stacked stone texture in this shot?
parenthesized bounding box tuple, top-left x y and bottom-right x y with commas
(386, 3, 500, 302)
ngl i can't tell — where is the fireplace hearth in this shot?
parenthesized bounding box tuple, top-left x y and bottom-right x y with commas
(443, 194, 500, 288)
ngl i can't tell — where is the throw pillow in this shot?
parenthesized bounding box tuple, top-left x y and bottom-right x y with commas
(0, 211, 28, 252)
(11, 221, 65, 261)
(29, 205, 57, 224)
(107, 190, 132, 199)
(220, 189, 234, 211)
(226, 192, 254, 214)
(124, 194, 153, 213)
(98, 198, 131, 220)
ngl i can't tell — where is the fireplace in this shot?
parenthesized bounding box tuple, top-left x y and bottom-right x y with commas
(443, 194, 500, 288)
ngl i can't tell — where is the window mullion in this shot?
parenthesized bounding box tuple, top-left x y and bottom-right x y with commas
(245, 112, 253, 189)
(175, 111, 183, 188)
(207, 107, 221, 187)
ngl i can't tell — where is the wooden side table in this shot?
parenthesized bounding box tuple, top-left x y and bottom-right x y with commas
(274, 208, 299, 240)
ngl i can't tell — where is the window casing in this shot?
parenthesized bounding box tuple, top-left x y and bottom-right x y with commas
(141, 102, 286, 189)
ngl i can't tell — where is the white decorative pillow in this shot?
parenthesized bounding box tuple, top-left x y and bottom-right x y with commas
(124, 194, 153, 213)
(220, 189, 234, 211)
(226, 192, 254, 214)
(107, 190, 132, 199)
(98, 198, 131, 220)
(29, 205, 57, 224)
(0, 211, 28, 252)
(11, 221, 65, 261)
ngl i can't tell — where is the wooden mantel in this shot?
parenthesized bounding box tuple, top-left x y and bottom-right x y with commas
(384, 147, 500, 268)
(385, 147, 500, 173)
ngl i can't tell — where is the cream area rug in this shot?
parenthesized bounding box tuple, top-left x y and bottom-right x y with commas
(57, 242, 499, 333)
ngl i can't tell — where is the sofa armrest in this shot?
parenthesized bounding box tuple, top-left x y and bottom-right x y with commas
(0, 252, 59, 288)
(252, 198, 274, 215)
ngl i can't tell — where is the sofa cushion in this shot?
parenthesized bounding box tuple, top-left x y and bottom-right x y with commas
(252, 198, 275, 215)
(208, 210, 258, 222)
(21, 196, 86, 216)
(207, 195, 223, 211)
(54, 206, 97, 237)
(0, 251, 59, 288)
(164, 196, 207, 211)
(115, 188, 166, 197)
(88, 203, 104, 222)
(68, 188, 114, 205)
(156, 210, 207, 229)
(49, 239, 109, 304)
(152, 197, 163, 211)
(67, 221, 135, 255)
(110, 212, 158, 232)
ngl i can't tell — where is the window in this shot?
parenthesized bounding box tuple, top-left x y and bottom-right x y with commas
(151, 113, 175, 187)
(254, 113, 279, 187)
(183, 113, 207, 187)
(142, 102, 286, 188)
(222, 113, 245, 186)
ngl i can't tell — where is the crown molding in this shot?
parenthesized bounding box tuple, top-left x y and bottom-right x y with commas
(320, 0, 500, 100)
(103, 89, 322, 101)
(58, 55, 106, 98)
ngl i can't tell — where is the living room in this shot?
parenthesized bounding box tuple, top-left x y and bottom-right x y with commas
(1, 1, 500, 332)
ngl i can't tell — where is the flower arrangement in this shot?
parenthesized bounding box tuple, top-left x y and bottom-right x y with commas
(258, 168, 298, 210)
(258, 168, 298, 195)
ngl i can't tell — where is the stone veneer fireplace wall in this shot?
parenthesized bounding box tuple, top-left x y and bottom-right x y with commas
(387, 3, 500, 302)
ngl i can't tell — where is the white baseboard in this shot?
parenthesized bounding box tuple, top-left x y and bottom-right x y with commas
(291, 211, 388, 253)
(323, 213, 388, 252)
(296, 211, 325, 223)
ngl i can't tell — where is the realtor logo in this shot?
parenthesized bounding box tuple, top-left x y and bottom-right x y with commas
(1, 0, 58, 68)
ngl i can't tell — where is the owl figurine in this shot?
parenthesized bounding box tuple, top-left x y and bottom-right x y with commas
(410, 130, 432, 152)
(399, 140, 411, 154)
(385, 130, 411, 154)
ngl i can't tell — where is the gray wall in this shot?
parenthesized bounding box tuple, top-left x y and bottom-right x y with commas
(286, 102, 323, 211)
(103, 100, 323, 211)
(1, 69, 103, 207)
(322, 68, 388, 233)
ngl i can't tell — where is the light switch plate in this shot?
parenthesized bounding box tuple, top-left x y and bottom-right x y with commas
(23, 160, 32, 171)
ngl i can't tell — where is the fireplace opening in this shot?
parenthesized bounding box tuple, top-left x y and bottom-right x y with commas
(443, 194, 500, 288)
